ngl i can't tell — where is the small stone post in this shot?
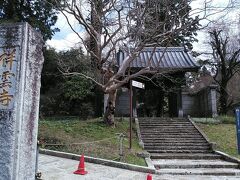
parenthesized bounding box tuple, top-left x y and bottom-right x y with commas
(209, 85, 218, 117)
(0, 23, 44, 180)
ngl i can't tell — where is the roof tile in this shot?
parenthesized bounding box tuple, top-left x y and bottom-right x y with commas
(117, 47, 199, 71)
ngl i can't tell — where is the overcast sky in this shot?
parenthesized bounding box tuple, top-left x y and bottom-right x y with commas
(47, 0, 240, 53)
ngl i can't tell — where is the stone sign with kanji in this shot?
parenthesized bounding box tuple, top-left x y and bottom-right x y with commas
(0, 23, 44, 180)
(0, 48, 18, 109)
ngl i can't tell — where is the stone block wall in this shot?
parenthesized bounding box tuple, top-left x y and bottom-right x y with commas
(182, 85, 218, 117)
(114, 85, 218, 118)
(115, 88, 130, 116)
(182, 92, 199, 116)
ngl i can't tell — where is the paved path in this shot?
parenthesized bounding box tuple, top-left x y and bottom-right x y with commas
(39, 154, 147, 180)
(39, 154, 240, 180)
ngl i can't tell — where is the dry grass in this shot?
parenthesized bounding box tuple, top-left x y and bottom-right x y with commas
(38, 117, 146, 166)
(198, 123, 240, 159)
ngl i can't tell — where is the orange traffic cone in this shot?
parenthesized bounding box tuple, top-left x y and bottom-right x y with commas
(73, 154, 88, 175)
(147, 173, 152, 180)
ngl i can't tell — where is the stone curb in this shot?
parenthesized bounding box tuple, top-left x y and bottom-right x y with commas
(214, 150, 240, 165)
(134, 117, 144, 148)
(145, 157, 155, 169)
(188, 116, 214, 150)
(39, 149, 156, 174)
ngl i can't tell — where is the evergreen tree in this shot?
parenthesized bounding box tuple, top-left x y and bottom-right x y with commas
(41, 48, 101, 118)
(0, 0, 60, 40)
(143, 0, 200, 49)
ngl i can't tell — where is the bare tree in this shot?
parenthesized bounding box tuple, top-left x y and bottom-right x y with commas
(54, 0, 235, 125)
(208, 24, 240, 114)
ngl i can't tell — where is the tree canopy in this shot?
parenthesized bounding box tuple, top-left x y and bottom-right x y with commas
(55, 0, 232, 125)
(144, 0, 200, 49)
(40, 48, 100, 118)
(53, 0, 236, 125)
(0, 0, 60, 40)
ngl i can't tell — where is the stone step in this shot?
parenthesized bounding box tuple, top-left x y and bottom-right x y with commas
(139, 121, 190, 124)
(141, 124, 196, 130)
(140, 125, 193, 128)
(140, 121, 190, 123)
(139, 121, 191, 123)
(144, 143, 210, 146)
(141, 127, 197, 131)
(153, 159, 239, 169)
(141, 131, 201, 135)
(145, 146, 210, 151)
(140, 126, 195, 129)
(143, 141, 210, 147)
(141, 131, 200, 135)
(144, 143, 209, 146)
(140, 125, 195, 127)
(140, 126, 196, 128)
(143, 141, 210, 146)
(141, 132, 201, 134)
(139, 119, 188, 121)
(141, 131, 199, 133)
(140, 127, 195, 130)
(141, 126, 194, 128)
(142, 139, 207, 144)
(139, 122, 192, 125)
(143, 142, 208, 146)
(141, 134, 203, 138)
(141, 131, 201, 134)
(156, 168, 240, 176)
(140, 127, 198, 130)
(139, 119, 190, 121)
(142, 136, 205, 140)
(142, 136, 206, 142)
(147, 149, 211, 153)
(142, 138, 206, 142)
(150, 153, 222, 160)
(140, 124, 194, 126)
(141, 134, 201, 137)
(139, 118, 187, 121)
(143, 142, 208, 145)
(142, 135, 202, 138)
(139, 120, 191, 122)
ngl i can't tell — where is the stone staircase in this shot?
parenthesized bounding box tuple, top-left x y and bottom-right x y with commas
(139, 117, 240, 176)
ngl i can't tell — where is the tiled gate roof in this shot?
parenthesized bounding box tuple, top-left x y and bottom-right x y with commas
(117, 47, 199, 71)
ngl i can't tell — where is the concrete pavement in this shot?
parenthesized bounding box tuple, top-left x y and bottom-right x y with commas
(39, 154, 240, 180)
(39, 154, 147, 180)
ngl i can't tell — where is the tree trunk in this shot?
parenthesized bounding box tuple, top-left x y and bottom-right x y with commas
(90, 0, 103, 70)
(104, 90, 117, 126)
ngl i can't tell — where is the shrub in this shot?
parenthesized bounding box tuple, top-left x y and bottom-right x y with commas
(218, 115, 235, 124)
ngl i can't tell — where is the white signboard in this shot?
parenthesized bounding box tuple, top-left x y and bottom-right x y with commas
(132, 80, 145, 89)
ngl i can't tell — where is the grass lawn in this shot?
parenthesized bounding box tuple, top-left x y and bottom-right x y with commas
(197, 120, 240, 159)
(38, 117, 146, 166)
